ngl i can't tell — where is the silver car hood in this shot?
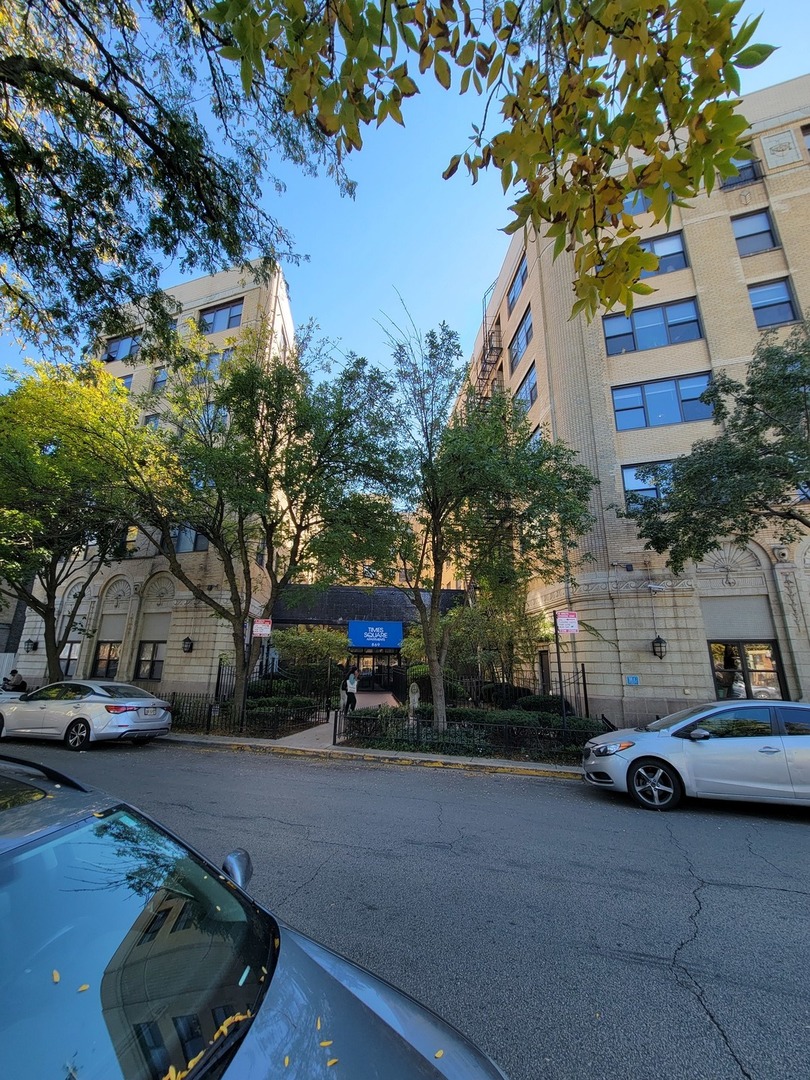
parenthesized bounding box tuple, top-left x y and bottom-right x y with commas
(226, 924, 509, 1079)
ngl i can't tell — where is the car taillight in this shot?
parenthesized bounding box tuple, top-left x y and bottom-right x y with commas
(104, 705, 135, 714)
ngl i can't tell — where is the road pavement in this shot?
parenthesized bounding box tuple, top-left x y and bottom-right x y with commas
(6, 737, 810, 1080)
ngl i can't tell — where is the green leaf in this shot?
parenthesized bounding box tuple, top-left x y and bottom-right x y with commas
(442, 154, 462, 180)
(735, 43, 777, 69)
(434, 53, 451, 89)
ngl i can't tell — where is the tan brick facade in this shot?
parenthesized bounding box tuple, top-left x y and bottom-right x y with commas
(15, 265, 294, 693)
(468, 74, 810, 725)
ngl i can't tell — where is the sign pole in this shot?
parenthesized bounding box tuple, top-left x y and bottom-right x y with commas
(553, 610, 567, 725)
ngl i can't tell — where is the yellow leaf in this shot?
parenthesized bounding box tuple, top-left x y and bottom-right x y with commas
(327, 1059, 339, 1067)
(77, 984, 90, 992)
(435, 1049, 444, 1058)
(320, 1040, 333, 1046)
(52, 970, 60, 983)
(284, 1055, 290, 1067)
(317, 1016, 322, 1031)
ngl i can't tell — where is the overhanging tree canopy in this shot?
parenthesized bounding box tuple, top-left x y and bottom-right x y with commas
(1, 0, 773, 348)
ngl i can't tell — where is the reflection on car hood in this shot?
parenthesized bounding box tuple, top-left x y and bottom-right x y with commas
(588, 726, 657, 744)
(227, 924, 509, 1079)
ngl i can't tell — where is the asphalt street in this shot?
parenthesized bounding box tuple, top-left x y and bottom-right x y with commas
(8, 738, 810, 1080)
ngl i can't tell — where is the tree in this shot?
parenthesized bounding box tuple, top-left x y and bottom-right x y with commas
(624, 319, 810, 573)
(1, 0, 773, 348)
(372, 320, 594, 729)
(125, 319, 403, 707)
(210, 0, 773, 317)
(443, 588, 552, 690)
(0, 363, 145, 678)
(0, 0, 345, 350)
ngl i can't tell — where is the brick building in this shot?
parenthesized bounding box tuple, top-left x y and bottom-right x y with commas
(467, 74, 810, 725)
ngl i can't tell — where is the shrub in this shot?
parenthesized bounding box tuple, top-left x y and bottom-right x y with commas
(512, 694, 573, 715)
(481, 682, 533, 708)
(246, 696, 318, 714)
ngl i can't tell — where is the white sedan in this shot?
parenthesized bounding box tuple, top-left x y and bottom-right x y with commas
(583, 700, 810, 810)
(0, 680, 172, 750)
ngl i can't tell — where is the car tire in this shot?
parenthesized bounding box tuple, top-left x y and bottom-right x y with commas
(65, 719, 91, 751)
(627, 758, 683, 811)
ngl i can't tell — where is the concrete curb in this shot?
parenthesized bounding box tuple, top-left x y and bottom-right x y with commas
(164, 734, 583, 781)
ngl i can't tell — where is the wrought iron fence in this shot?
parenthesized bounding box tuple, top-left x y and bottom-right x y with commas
(169, 691, 329, 739)
(334, 705, 611, 763)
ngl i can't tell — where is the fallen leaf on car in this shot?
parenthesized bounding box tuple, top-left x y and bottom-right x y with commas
(77, 984, 89, 992)
(52, 970, 60, 983)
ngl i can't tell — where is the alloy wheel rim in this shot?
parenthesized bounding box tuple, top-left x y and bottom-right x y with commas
(634, 766, 674, 807)
(69, 723, 89, 748)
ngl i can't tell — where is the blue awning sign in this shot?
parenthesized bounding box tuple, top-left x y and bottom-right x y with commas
(348, 621, 404, 649)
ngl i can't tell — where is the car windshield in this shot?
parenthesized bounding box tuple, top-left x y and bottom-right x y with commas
(644, 705, 715, 731)
(1, 808, 277, 1080)
(100, 684, 159, 700)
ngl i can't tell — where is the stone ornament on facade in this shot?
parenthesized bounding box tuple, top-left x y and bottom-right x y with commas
(142, 574, 176, 607)
(696, 544, 763, 589)
(101, 579, 132, 609)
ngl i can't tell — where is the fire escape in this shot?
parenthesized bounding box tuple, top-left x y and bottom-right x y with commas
(475, 279, 503, 401)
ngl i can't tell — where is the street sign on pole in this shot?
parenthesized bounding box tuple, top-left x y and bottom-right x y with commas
(252, 618, 273, 638)
(555, 611, 579, 634)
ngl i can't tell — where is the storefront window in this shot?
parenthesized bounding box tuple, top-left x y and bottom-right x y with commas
(709, 641, 785, 701)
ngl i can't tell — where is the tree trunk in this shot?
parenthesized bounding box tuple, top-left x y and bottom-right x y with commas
(43, 608, 64, 682)
(230, 622, 251, 730)
(426, 646, 447, 732)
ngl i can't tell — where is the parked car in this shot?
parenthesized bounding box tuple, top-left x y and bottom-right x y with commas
(0, 680, 171, 750)
(0, 754, 510, 1079)
(582, 700, 810, 811)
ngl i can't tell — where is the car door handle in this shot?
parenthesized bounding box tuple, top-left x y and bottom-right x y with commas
(758, 746, 781, 754)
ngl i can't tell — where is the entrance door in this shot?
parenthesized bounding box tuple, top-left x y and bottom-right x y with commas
(708, 641, 785, 701)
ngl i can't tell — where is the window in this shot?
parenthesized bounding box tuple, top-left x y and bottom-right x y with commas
(778, 706, 810, 736)
(104, 334, 140, 362)
(803, 126, 810, 153)
(639, 233, 687, 277)
(507, 254, 528, 313)
(199, 299, 243, 334)
(603, 299, 702, 355)
(118, 374, 133, 391)
(515, 365, 538, 408)
(720, 154, 763, 189)
(173, 1015, 205, 1062)
(143, 413, 161, 429)
(622, 463, 671, 505)
(682, 706, 773, 738)
(509, 307, 533, 371)
(136, 641, 166, 681)
(748, 280, 797, 328)
(134, 1021, 170, 1079)
(174, 526, 209, 553)
(255, 539, 266, 568)
(152, 367, 168, 392)
(192, 348, 233, 385)
(622, 190, 651, 215)
(139, 907, 170, 944)
(612, 373, 712, 431)
(60, 642, 81, 678)
(732, 211, 777, 256)
(92, 642, 120, 679)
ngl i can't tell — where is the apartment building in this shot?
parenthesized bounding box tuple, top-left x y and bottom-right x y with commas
(468, 74, 810, 725)
(14, 264, 294, 694)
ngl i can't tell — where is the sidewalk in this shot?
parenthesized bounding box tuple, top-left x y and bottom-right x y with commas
(165, 688, 584, 781)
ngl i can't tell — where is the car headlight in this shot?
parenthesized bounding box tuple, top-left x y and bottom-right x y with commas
(593, 741, 635, 757)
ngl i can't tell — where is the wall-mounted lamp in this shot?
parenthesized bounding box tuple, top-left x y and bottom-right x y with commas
(24, 638, 38, 653)
(182, 636, 194, 654)
(651, 635, 668, 659)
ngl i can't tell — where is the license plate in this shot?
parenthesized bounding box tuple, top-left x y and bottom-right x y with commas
(143, 707, 157, 717)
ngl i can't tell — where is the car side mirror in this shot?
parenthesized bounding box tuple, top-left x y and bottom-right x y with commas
(222, 848, 253, 889)
(17, 692, 30, 702)
(689, 727, 711, 741)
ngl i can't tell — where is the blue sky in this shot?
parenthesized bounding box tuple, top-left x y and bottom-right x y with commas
(1, 0, 807, 379)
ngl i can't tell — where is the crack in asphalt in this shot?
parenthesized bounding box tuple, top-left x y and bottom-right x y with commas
(666, 822, 755, 1080)
(744, 823, 800, 881)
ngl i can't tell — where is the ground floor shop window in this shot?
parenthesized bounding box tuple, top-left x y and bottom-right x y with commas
(92, 641, 120, 679)
(709, 641, 785, 701)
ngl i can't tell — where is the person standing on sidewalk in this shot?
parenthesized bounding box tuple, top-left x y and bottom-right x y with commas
(345, 666, 358, 713)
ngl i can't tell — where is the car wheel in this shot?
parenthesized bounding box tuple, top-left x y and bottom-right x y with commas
(65, 719, 91, 751)
(627, 758, 683, 811)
